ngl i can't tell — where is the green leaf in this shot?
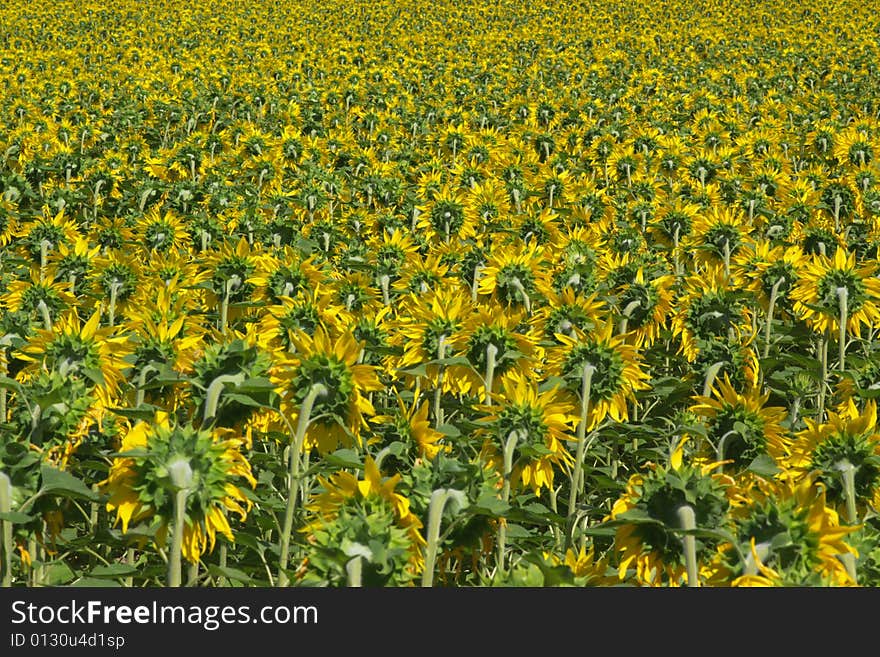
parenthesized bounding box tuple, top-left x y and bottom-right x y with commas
(108, 405, 161, 421)
(0, 511, 35, 523)
(44, 561, 76, 585)
(207, 565, 253, 584)
(748, 454, 781, 477)
(37, 466, 99, 502)
(72, 577, 121, 587)
(89, 564, 139, 578)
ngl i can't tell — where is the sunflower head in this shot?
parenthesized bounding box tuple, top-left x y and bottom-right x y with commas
(724, 475, 857, 587)
(791, 402, 880, 516)
(301, 457, 425, 586)
(610, 443, 734, 586)
(102, 418, 255, 562)
(272, 328, 383, 454)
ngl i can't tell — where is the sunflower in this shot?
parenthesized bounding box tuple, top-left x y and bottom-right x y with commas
(446, 304, 539, 400)
(257, 285, 350, 355)
(791, 248, 880, 338)
(15, 207, 81, 265)
(202, 236, 263, 310)
(533, 287, 606, 345)
(416, 183, 475, 244)
(670, 265, 753, 362)
(736, 241, 806, 317)
(135, 207, 191, 254)
(545, 320, 651, 430)
(303, 456, 426, 584)
(271, 327, 383, 454)
(391, 253, 452, 297)
(47, 236, 101, 296)
(609, 438, 734, 586)
(93, 252, 143, 325)
(0, 266, 76, 329)
(722, 475, 858, 587)
(391, 286, 473, 395)
(612, 268, 675, 349)
(833, 126, 875, 169)
(477, 372, 578, 494)
(689, 376, 789, 476)
(687, 205, 751, 275)
(101, 417, 255, 563)
(370, 394, 448, 462)
(477, 242, 551, 314)
(788, 401, 880, 518)
(15, 309, 131, 403)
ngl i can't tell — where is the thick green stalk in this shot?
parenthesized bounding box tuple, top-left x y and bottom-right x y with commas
(837, 287, 848, 372)
(422, 489, 452, 587)
(567, 364, 595, 527)
(837, 460, 858, 583)
(701, 361, 725, 398)
(108, 281, 121, 328)
(1, 472, 12, 587)
(202, 374, 239, 427)
(496, 430, 521, 576)
(278, 383, 328, 587)
(471, 264, 482, 303)
(379, 274, 391, 306)
(509, 278, 531, 316)
(346, 556, 362, 587)
(167, 489, 189, 588)
(124, 548, 135, 587)
(36, 300, 53, 331)
(818, 331, 829, 422)
(434, 335, 447, 429)
(763, 277, 785, 359)
(40, 239, 50, 283)
(676, 505, 699, 587)
(483, 343, 499, 406)
(618, 300, 641, 336)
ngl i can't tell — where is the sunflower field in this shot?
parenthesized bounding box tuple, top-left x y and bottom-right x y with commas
(2, 0, 880, 588)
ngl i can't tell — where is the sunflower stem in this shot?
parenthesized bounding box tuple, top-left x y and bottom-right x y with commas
(346, 556, 362, 587)
(471, 264, 482, 303)
(278, 382, 328, 587)
(36, 300, 52, 331)
(167, 488, 189, 588)
(379, 274, 391, 306)
(483, 343, 499, 406)
(619, 299, 641, 336)
(673, 225, 681, 277)
(220, 278, 234, 335)
(496, 430, 522, 576)
(836, 460, 859, 583)
(135, 364, 158, 409)
(676, 505, 699, 587)
(509, 278, 531, 316)
(124, 548, 135, 587)
(202, 374, 239, 428)
(434, 335, 447, 429)
(701, 361, 725, 398)
(108, 280, 121, 328)
(422, 488, 453, 587)
(818, 331, 828, 422)
(837, 286, 848, 372)
(567, 363, 595, 541)
(722, 238, 731, 279)
(39, 239, 50, 284)
(1, 472, 12, 587)
(763, 277, 785, 359)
